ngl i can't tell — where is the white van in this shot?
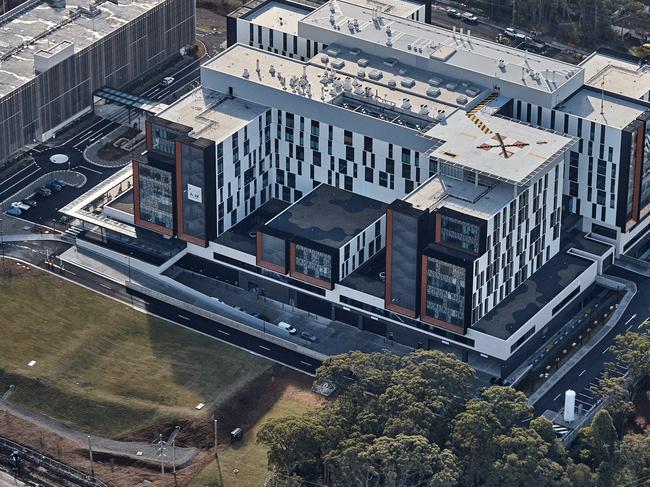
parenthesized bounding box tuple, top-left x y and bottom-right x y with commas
(277, 321, 297, 334)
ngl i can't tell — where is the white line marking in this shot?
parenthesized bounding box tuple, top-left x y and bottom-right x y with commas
(0, 167, 41, 198)
(78, 165, 103, 175)
(624, 314, 637, 325)
(217, 329, 230, 336)
(553, 393, 561, 401)
(627, 324, 634, 331)
(64, 269, 76, 276)
(178, 314, 189, 320)
(578, 369, 586, 377)
(100, 283, 111, 290)
(300, 361, 312, 367)
(258, 345, 271, 351)
(602, 346, 610, 354)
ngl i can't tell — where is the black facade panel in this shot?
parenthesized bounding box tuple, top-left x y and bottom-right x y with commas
(296, 292, 330, 318)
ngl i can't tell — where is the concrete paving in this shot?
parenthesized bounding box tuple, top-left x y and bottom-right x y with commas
(0, 470, 25, 487)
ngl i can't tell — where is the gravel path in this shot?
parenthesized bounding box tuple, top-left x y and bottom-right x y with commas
(0, 399, 197, 468)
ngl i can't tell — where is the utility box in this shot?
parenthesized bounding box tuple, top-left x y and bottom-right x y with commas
(230, 427, 243, 442)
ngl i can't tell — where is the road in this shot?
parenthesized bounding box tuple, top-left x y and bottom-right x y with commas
(534, 265, 650, 415)
(0, 242, 320, 377)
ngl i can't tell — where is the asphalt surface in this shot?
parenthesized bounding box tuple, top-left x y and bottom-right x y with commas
(534, 265, 650, 415)
(1, 242, 320, 377)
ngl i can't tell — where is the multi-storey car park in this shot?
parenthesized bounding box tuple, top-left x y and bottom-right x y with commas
(61, 0, 649, 371)
(0, 0, 195, 162)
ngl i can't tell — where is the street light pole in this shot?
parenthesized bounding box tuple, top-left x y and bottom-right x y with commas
(87, 436, 95, 478)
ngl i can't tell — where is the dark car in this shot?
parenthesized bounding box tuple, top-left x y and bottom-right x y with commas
(300, 331, 318, 342)
(58, 215, 72, 224)
(446, 8, 462, 19)
(35, 186, 52, 197)
(51, 179, 67, 187)
(47, 182, 62, 192)
(22, 198, 38, 207)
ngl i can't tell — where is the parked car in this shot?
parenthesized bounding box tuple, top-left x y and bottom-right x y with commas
(446, 8, 462, 19)
(160, 76, 175, 86)
(22, 198, 38, 207)
(461, 12, 478, 24)
(35, 186, 52, 197)
(47, 182, 62, 192)
(6, 207, 21, 216)
(11, 201, 30, 211)
(277, 321, 297, 334)
(58, 215, 72, 224)
(300, 331, 318, 342)
(50, 179, 66, 187)
(504, 27, 517, 38)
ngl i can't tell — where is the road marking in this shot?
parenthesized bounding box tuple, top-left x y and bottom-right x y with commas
(624, 314, 637, 325)
(300, 361, 312, 367)
(258, 345, 271, 351)
(178, 314, 189, 320)
(627, 323, 634, 331)
(0, 167, 41, 199)
(78, 165, 103, 175)
(602, 346, 610, 354)
(217, 329, 230, 336)
(100, 283, 111, 290)
(553, 393, 561, 401)
(578, 369, 586, 377)
(64, 269, 76, 276)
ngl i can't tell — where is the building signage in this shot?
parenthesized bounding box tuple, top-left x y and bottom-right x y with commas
(188, 184, 202, 203)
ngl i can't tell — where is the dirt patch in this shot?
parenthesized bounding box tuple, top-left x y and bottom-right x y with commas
(630, 381, 650, 433)
(97, 143, 128, 162)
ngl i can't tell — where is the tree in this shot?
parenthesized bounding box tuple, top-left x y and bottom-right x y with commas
(613, 430, 650, 486)
(611, 330, 650, 384)
(566, 461, 596, 487)
(450, 387, 533, 486)
(257, 415, 325, 486)
(577, 409, 618, 473)
(592, 372, 635, 437)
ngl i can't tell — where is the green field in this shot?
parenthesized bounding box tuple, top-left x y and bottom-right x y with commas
(0, 265, 272, 438)
(189, 394, 317, 487)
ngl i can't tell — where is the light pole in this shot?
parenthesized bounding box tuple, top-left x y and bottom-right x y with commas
(87, 436, 95, 478)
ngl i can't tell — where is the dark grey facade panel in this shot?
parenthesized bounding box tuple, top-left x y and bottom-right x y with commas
(0, 0, 196, 161)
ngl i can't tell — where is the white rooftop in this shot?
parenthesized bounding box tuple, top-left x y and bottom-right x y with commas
(156, 87, 267, 142)
(313, 44, 490, 109)
(405, 173, 514, 219)
(243, 1, 313, 36)
(0, 0, 166, 97)
(299, 0, 583, 96)
(204, 44, 462, 130)
(425, 99, 574, 186)
(560, 87, 648, 129)
(580, 53, 650, 101)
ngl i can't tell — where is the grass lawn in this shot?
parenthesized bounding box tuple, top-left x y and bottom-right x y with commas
(189, 388, 319, 487)
(0, 265, 272, 438)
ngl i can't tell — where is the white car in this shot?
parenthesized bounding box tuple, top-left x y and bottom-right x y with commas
(160, 76, 175, 86)
(11, 201, 30, 211)
(277, 321, 297, 334)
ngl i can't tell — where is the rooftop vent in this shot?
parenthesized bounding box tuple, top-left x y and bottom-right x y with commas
(401, 98, 411, 110)
(400, 77, 415, 88)
(350, 47, 361, 56)
(368, 70, 382, 81)
(398, 68, 407, 75)
(383, 58, 397, 67)
(357, 58, 369, 67)
(326, 46, 341, 57)
(357, 69, 366, 78)
(446, 82, 458, 91)
(456, 94, 468, 105)
(387, 79, 397, 88)
(426, 87, 441, 98)
(428, 77, 443, 86)
(331, 58, 345, 69)
(321, 54, 329, 64)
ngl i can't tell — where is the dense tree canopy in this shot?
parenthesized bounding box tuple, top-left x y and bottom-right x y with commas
(257, 349, 648, 487)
